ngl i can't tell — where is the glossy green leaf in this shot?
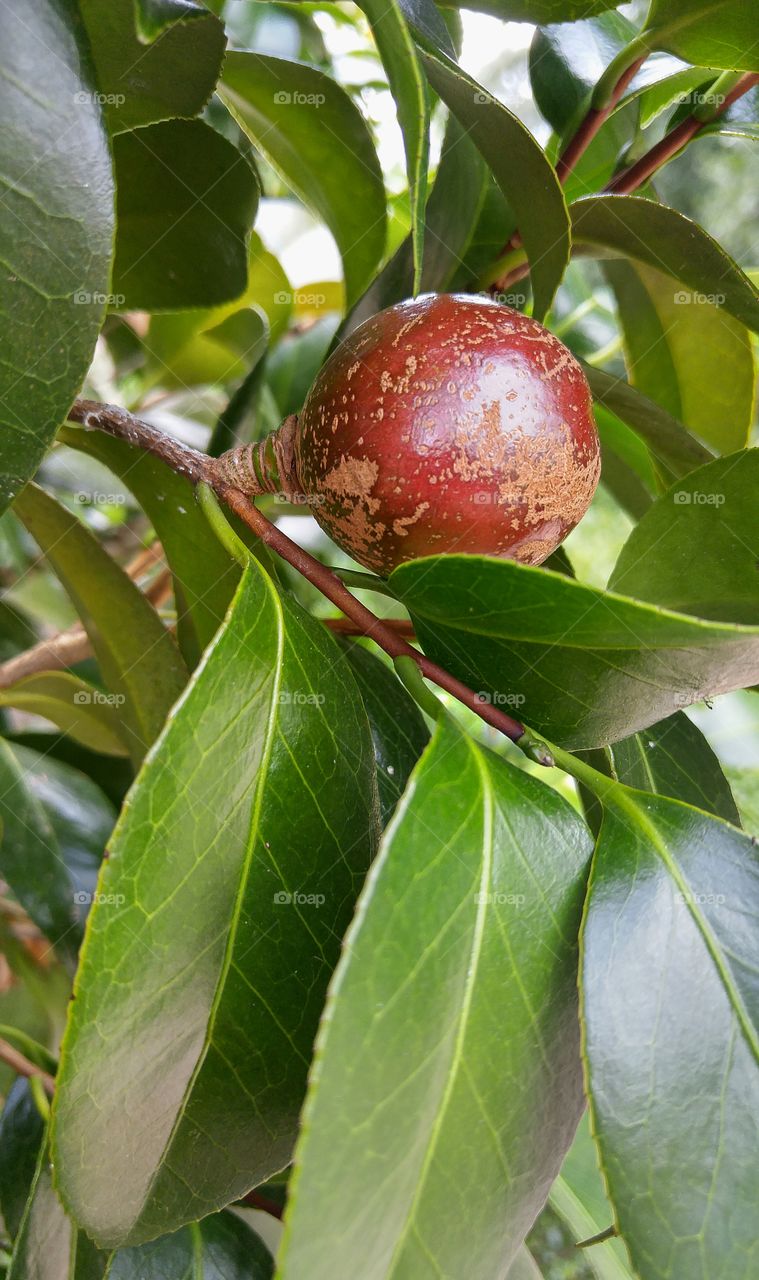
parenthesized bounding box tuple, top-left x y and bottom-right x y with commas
(342, 644, 429, 826)
(530, 13, 636, 133)
(625, 61, 717, 129)
(13, 484, 187, 764)
(79, 0, 226, 132)
(550, 1114, 633, 1280)
(395, 0, 455, 55)
(359, 0, 429, 294)
(607, 711, 740, 826)
(642, 0, 759, 72)
(0, 673, 129, 758)
(443, 1, 620, 20)
(0, 739, 81, 968)
(418, 48, 570, 321)
(581, 784, 759, 1278)
(584, 365, 713, 476)
(15, 745, 117, 923)
(112, 120, 257, 312)
(108, 1213, 274, 1279)
(134, 0, 211, 42)
(0, 1081, 46, 1241)
(697, 83, 759, 142)
(278, 715, 592, 1279)
(8, 1142, 107, 1280)
(0, 1, 113, 515)
(609, 451, 759, 624)
(219, 53, 386, 308)
(390, 545, 759, 748)
(606, 260, 754, 455)
(52, 557, 378, 1247)
(572, 196, 759, 333)
(346, 114, 488, 332)
(59, 422, 248, 669)
(267, 317, 339, 418)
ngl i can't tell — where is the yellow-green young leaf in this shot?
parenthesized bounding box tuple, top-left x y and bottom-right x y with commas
(0, 1, 113, 515)
(605, 260, 754, 455)
(52, 558, 379, 1248)
(581, 785, 759, 1278)
(393, 452, 759, 747)
(277, 716, 592, 1280)
(219, 54, 387, 309)
(79, 0, 226, 132)
(13, 484, 187, 764)
(418, 48, 570, 321)
(571, 197, 759, 334)
(0, 673, 129, 758)
(358, 0, 430, 294)
(112, 120, 258, 312)
(642, 0, 759, 73)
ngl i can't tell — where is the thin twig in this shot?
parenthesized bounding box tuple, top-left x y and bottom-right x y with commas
(241, 1189, 285, 1219)
(555, 55, 647, 182)
(67, 402, 529, 745)
(324, 616, 416, 638)
(0, 1037, 55, 1097)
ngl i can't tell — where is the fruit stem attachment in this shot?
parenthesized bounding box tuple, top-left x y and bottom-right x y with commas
(66, 400, 532, 752)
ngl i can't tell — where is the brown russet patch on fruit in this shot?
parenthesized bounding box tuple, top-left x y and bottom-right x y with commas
(392, 502, 430, 537)
(499, 427, 600, 530)
(512, 536, 556, 565)
(322, 455, 380, 511)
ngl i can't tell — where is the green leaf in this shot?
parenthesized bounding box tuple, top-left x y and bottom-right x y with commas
(390, 546, 759, 748)
(609, 450, 759, 624)
(0, 1, 113, 515)
(571, 196, 759, 333)
(605, 260, 754, 455)
(342, 644, 429, 826)
(606, 711, 740, 826)
(134, 0, 211, 42)
(14, 745, 117, 922)
(625, 61, 717, 129)
(697, 83, 759, 142)
(0, 673, 129, 758)
(418, 48, 570, 321)
(581, 784, 759, 1278)
(278, 715, 592, 1280)
(584, 365, 713, 476)
(395, 0, 455, 55)
(550, 1115, 633, 1280)
(219, 53, 387, 309)
(52, 558, 379, 1247)
(346, 113, 488, 331)
(642, 0, 759, 72)
(530, 13, 636, 134)
(507, 1251, 544, 1280)
(79, 0, 226, 132)
(267, 317, 339, 418)
(358, 0, 429, 294)
(0, 1081, 46, 1241)
(112, 120, 258, 312)
(13, 484, 187, 764)
(108, 1213, 274, 1278)
(0, 739, 81, 968)
(442, 1, 620, 20)
(8, 1142, 107, 1280)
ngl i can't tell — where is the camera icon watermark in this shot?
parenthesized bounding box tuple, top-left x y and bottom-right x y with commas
(273, 90, 325, 107)
(74, 91, 126, 107)
(476, 691, 526, 708)
(273, 890, 326, 906)
(75, 490, 127, 506)
(73, 290, 125, 307)
(74, 890, 125, 906)
(673, 490, 725, 506)
(474, 891, 526, 906)
(673, 290, 726, 306)
(74, 690, 126, 706)
(473, 90, 495, 105)
(278, 690, 326, 706)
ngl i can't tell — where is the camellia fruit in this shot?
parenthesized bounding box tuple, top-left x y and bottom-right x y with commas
(217, 293, 601, 575)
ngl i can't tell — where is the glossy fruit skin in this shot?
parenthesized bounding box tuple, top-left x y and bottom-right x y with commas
(296, 293, 600, 575)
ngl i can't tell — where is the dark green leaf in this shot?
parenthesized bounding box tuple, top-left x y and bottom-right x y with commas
(8, 1140, 107, 1280)
(13, 484, 187, 763)
(0, 1081, 46, 1241)
(530, 13, 636, 133)
(571, 196, 759, 333)
(267, 317, 339, 418)
(609, 450, 759, 624)
(13, 745, 117, 922)
(442, 1, 620, 20)
(219, 53, 387, 308)
(395, 0, 455, 56)
(0, 1, 113, 515)
(108, 1212, 274, 1279)
(642, 0, 759, 72)
(134, 0, 211, 42)
(358, 0, 429, 294)
(346, 114, 488, 331)
(419, 48, 570, 321)
(584, 365, 713, 476)
(390, 548, 759, 748)
(342, 644, 429, 826)
(112, 120, 257, 312)
(0, 674, 129, 758)
(0, 739, 81, 968)
(581, 783, 759, 1278)
(278, 716, 592, 1279)
(605, 260, 754, 454)
(79, 0, 226, 132)
(52, 558, 379, 1247)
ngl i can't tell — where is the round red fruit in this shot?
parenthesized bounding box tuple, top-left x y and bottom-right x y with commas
(295, 293, 600, 575)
